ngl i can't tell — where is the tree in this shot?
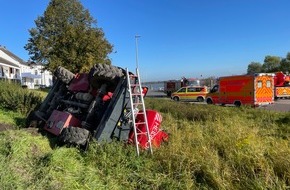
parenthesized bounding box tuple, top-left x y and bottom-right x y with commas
(280, 52, 290, 73)
(261, 55, 281, 73)
(25, 0, 113, 73)
(247, 62, 262, 74)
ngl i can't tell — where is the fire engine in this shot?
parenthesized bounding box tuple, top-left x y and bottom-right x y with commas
(274, 71, 290, 99)
(206, 73, 275, 107)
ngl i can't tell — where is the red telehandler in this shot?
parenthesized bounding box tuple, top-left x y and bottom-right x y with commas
(26, 63, 168, 154)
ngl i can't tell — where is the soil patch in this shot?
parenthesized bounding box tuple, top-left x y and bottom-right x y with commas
(0, 123, 41, 136)
(0, 123, 15, 131)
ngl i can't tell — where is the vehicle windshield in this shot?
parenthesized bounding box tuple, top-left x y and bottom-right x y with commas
(210, 85, 219, 93)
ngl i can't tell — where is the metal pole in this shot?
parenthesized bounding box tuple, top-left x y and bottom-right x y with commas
(135, 35, 141, 68)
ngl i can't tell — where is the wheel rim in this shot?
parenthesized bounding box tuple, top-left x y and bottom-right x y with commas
(197, 97, 204, 102)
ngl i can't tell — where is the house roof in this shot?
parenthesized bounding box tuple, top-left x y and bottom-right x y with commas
(0, 46, 26, 65)
(0, 57, 20, 68)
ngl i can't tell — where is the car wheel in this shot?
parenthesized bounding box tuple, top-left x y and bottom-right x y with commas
(234, 101, 241, 107)
(206, 98, 213, 104)
(197, 97, 204, 102)
(173, 96, 179, 101)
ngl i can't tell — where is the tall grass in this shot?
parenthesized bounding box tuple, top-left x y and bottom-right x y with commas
(0, 98, 289, 189)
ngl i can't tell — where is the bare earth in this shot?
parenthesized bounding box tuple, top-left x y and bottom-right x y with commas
(0, 123, 14, 131)
(0, 123, 40, 136)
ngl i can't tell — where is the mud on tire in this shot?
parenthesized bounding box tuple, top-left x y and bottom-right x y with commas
(54, 66, 75, 84)
(58, 127, 91, 149)
(90, 63, 124, 89)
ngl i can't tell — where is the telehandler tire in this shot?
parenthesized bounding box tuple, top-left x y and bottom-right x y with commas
(58, 127, 91, 150)
(90, 63, 123, 89)
(54, 66, 75, 84)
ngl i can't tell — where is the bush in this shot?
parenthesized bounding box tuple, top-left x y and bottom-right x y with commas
(0, 81, 42, 115)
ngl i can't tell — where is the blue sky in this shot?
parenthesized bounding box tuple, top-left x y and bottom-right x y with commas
(1, 0, 290, 82)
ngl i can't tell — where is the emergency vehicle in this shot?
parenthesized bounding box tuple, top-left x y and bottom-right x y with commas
(274, 71, 290, 99)
(171, 86, 208, 102)
(164, 77, 200, 97)
(206, 73, 275, 107)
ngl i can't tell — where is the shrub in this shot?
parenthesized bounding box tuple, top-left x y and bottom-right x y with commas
(0, 81, 42, 115)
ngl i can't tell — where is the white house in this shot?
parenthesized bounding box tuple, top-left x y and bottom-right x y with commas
(0, 45, 53, 89)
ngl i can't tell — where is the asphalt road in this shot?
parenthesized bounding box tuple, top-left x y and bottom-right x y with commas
(259, 99, 290, 112)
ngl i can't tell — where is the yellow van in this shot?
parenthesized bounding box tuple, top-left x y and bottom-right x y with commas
(171, 86, 208, 102)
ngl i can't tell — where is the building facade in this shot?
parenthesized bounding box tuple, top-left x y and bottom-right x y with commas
(0, 46, 53, 89)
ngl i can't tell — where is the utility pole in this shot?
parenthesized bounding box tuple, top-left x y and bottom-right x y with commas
(135, 35, 141, 68)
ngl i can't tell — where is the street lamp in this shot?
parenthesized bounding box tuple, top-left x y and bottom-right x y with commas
(135, 35, 141, 68)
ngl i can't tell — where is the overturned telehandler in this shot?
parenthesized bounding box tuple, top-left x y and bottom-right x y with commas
(27, 63, 168, 154)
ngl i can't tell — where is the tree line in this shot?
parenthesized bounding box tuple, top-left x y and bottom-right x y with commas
(247, 52, 290, 74)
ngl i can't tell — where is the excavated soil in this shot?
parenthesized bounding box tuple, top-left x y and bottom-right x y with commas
(0, 122, 40, 136)
(0, 123, 14, 131)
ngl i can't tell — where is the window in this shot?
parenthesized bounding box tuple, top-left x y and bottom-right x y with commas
(211, 85, 219, 93)
(257, 81, 262, 88)
(187, 87, 196, 92)
(195, 88, 202, 92)
(177, 88, 186, 93)
(266, 80, 271, 87)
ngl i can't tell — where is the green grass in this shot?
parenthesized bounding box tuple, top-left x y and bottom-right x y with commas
(0, 98, 289, 189)
(0, 109, 25, 126)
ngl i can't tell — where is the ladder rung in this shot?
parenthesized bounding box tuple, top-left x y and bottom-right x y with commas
(136, 133, 148, 136)
(136, 122, 146, 125)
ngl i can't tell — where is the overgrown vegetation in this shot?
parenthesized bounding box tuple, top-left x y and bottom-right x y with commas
(0, 81, 43, 115)
(0, 98, 289, 189)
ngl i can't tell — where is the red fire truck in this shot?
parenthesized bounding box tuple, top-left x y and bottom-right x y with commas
(274, 71, 290, 99)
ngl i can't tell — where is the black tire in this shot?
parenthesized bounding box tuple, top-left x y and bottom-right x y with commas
(90, 64, 124, 81)
(206, 98, 213, 104)
(58, 127, 91, 150)
(173, 96, 179, 101)
(234, 101, 241, 107)
(54, 66, 75, 84)
(197, 97, 204, 102)
(90, 63, 124, 89)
